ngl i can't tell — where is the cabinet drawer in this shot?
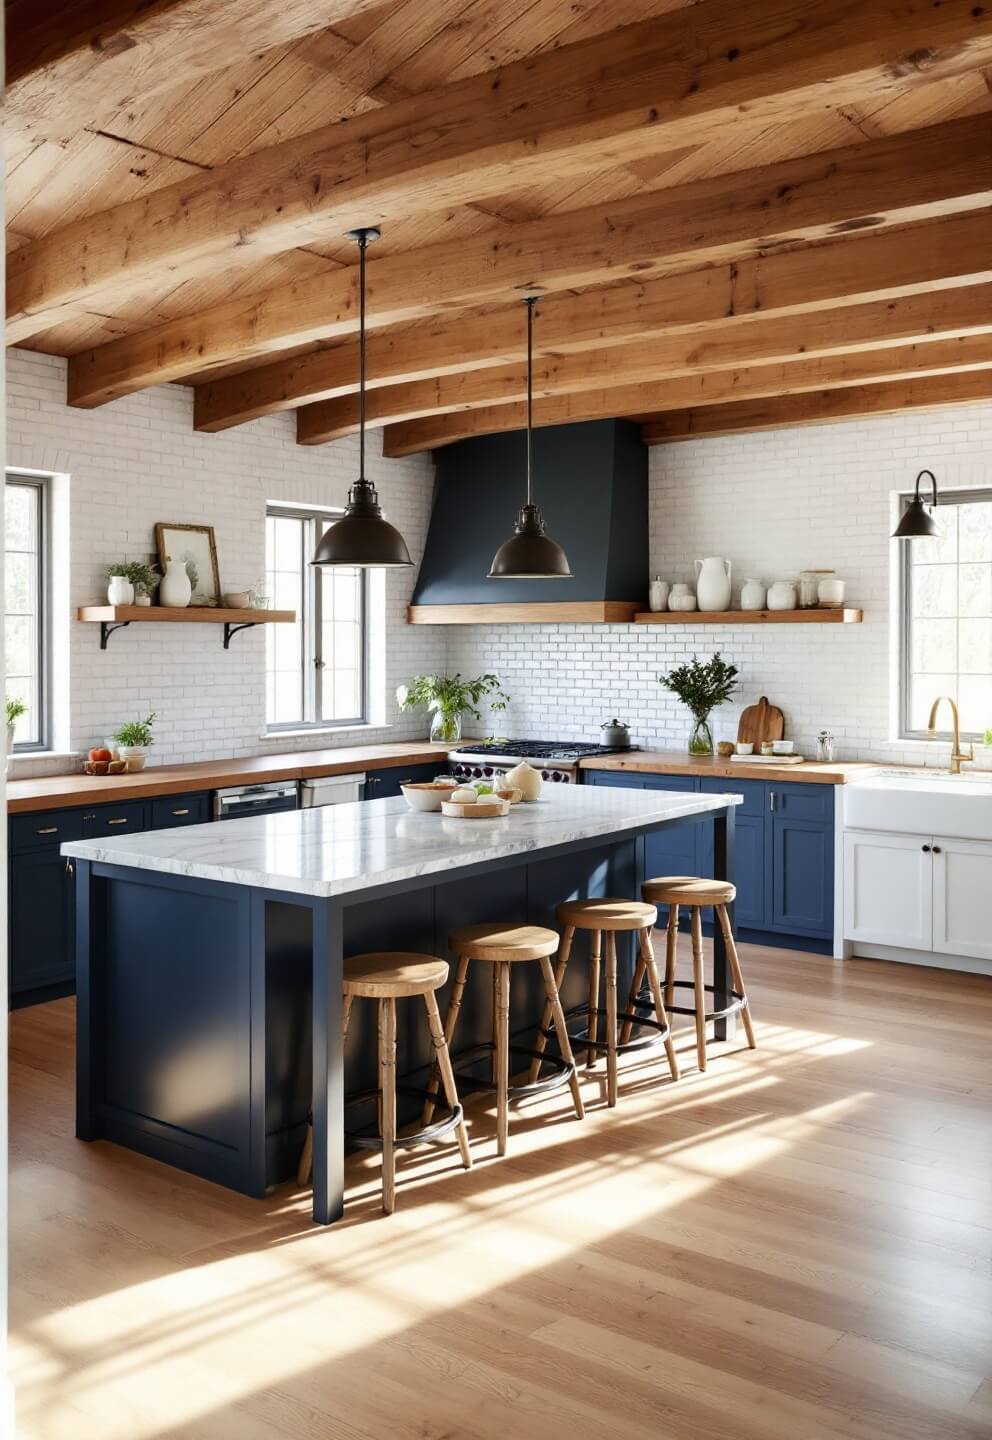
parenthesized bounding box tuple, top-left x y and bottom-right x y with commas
(82, 801, 148, 838)
(150, 793, 211, 830)
(10, 808, 83, 853)
(767, 782, 833, 823)
(698, 776, 764, 816)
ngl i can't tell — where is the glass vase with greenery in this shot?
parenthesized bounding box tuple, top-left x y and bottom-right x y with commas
(658, 653, 739, 756)
(397, 673, 509, 744)
(5, 698, 27, 761)
(113, 711, 156, 752)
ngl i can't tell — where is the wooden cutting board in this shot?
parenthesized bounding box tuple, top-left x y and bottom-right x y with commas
(737, 696, 785, 748)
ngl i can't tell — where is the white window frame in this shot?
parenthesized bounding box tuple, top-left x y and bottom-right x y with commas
(265, 504, 368, 732)
(899, 486, 992, 742)
(5, 470, 51, 752)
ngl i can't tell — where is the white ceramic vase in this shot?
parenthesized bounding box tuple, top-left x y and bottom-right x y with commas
(107, 575, 134, 606)
(740, 578, 765, 611)
(695, 556, 732, 611)
(668, 583, 697, 613)
(767, 579, 798, 611)
(648, 577, 670, 612)
(160, 558, 192, 608)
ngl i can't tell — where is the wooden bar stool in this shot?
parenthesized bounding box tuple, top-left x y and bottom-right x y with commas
(529, 899, 679, 1107)
(638, 877, 756, 1072)
(425, 923, 584, 1156)
(298, 953, 471, 1214)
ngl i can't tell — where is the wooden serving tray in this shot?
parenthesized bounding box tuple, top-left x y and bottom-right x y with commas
(441, 798, 511, 818)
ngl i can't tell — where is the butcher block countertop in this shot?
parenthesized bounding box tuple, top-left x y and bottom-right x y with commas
(579, 750, 883, 785)
(6, 741, 456, 814)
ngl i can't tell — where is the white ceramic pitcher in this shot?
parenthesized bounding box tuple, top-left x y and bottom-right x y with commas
(695, 556, 732, 611)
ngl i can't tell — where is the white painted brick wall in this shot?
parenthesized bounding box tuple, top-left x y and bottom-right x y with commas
(449, 405, 992, 763)
(6, 348, 445, 773)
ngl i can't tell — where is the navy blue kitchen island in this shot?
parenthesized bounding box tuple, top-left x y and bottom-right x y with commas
(64, 784, 739, 1224)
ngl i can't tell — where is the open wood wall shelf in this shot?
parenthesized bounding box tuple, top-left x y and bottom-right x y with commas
(633, 608, 863, 624)
(77, 605, 296, 649)
(407, 602, 642, 625)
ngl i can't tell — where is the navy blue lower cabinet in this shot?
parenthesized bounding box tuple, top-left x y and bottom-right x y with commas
(583, 769, 834, 950)
(150, 792, 211, 829)
(363, 761, 443, 800)
(9, 847, 76, 1000)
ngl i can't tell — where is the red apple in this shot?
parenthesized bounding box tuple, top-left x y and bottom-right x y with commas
(89, 747, 112, 763)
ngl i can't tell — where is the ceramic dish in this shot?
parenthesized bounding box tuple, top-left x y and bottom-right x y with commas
(441, 798, 512, 819)
(400, 782, 455, 812)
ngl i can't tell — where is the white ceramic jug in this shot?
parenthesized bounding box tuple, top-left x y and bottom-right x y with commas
(695, 556, 732, 611)
(648, 577, 670, 612)
(740, 578, 765, 611)
(160, 557, 192, 608)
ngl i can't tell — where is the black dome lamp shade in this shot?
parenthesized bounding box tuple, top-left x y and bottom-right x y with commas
(311, 227, 413, 570)
(892, 468, 940, 540)
(488, 298, 572, 580)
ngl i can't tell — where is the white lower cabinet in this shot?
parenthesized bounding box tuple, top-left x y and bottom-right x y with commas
(844, 829, 992, 963)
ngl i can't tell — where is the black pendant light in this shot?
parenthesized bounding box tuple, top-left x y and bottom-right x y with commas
(892, 468, 940, 539)
(488, 298, 572, 580)
(312, 227, 413, 569)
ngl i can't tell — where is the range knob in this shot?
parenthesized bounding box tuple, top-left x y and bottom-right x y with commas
(552, 770, 564, 782)
(483, 766, 494, 777)
(541, 770, 550, 780)
(472, 767, 483, 778)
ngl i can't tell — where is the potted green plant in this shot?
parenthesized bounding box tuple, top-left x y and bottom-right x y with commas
(5, 697, 27, 771)
(974, 726, 992, 771)
(113, 712, 156, 770)
(396, 673, 510, 744)
(658, 653, 739, 756)
(106, 563, 135, 606)
(125, 561, 160, 606)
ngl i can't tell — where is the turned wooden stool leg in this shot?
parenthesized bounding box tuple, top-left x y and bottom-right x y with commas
(379, 997, 397, 1214)
(538, 954, 585, 1121)
(587, 930, 602, 1064)
(527, 925, 574, 1083)
(423, 953, 470, 1125)
(495, 961, 511, 1156)
(298, 991, 355, 1187)
(716, 905, 756, 1048)
(619, 936, 644, 1047)
(638, 927, 680, 1083)
(665, 903, 679, 1008)
(691, 906, 707, 1072)
(605, 931, 619, 1107)
(423, 989, 472, 1169)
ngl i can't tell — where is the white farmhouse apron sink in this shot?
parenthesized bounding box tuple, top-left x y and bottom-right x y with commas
(844, 772, 992, 843)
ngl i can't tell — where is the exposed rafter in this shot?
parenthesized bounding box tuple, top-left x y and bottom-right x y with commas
(11, 0, 992, 342)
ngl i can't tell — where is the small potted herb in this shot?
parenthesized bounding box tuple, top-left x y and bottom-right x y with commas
(125, 561, 160, 606)
(106, 560, 159, 606)
(106, 563, 135, 606)
(5, 697, 27, 771)
(974, 726, 992, 771)
(113, 712, 156, 770)
(396, 673, 510, 744)
(658, 653, 739, 756)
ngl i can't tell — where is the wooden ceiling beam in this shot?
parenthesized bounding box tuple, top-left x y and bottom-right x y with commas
(69, 110, 992, 410)
(295, 285, 992, 443)
(5, 0, 385, 144)
(13, 0, 992, 342)
(639, 370, 992, 442)
(379, 334, 992, 456)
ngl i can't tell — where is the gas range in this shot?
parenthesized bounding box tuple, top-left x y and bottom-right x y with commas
(448, 738, 639, 785)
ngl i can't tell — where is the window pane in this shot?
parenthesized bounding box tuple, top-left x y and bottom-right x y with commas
(4, 477, 43, 747)
(318, 565, 363, 723)
(904, 492, 992, 738)
(265, 513, 307, 728)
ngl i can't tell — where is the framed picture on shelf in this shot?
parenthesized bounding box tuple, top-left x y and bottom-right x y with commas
(154, 523, 221, 606)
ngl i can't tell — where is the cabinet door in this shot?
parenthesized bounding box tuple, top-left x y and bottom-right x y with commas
(768, 786, 834, 939)
(10, 849, 75, 994)
(697, 779, 765, 928)
(843, 831, 932, 949)
(640, 775, 699, 885)
(932, 837, 992, 961)
(364, 762, 440, 800)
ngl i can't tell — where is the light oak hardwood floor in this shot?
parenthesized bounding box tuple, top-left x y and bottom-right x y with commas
(9, 943, 992, 1440)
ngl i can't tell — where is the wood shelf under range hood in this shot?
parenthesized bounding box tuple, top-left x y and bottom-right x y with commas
(78, 605, 296, 648)
(407, 602, 642, 625)
(634, 607, 863, 625)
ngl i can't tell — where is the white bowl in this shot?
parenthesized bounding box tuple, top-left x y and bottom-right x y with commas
(735, 742, 754, 756)
(772, 740, 795, 754)
(400, 782, 449, 812)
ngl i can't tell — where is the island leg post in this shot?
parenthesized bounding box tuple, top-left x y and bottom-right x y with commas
(712, 806, 737, 1043)
(311, 899, 345, 1225)
(74, 859, 100, 1142)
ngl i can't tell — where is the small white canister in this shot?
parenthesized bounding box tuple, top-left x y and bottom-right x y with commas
(648, 576, 670, 612)
(817, 576, 846, 607)
(740, 578, 765, 611)
(767, 579, 798, 611)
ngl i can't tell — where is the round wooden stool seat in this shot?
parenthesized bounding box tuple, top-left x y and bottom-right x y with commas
(343, 952, 449, 998)
(449, 923, 559, 962)
(642, 876, 736, 908)
(557, 897, 658, 931)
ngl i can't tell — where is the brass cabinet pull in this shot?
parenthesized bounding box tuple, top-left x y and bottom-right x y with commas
(36, 826, 59, 835)
(172, 808, 190, 816)
(107, 818, 129, 826)
(65, 860, 74, 878)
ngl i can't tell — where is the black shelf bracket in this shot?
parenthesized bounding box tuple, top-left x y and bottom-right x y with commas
(223, 621, 259, 649)
(100, 620, 131, 649)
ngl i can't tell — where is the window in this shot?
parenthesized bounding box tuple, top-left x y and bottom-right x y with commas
(5, 472, 49, 750)
(265, 506, 366, 730)
(901, 488, 992, 739)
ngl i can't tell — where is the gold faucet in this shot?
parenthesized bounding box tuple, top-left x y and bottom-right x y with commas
(927, 695, 974, 775)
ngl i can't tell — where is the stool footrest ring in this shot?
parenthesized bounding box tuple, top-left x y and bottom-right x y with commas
(451, 1039, 576, 1099)
(543, 1002, 671, 1055)
(344, 1084, 464, 1151)
(634, 979, 744, 1024)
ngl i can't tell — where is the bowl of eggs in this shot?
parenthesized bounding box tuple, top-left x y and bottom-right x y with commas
(441, 786, 512, 818)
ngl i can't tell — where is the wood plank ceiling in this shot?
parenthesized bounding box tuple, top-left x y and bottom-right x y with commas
(7, 0, 992, 452)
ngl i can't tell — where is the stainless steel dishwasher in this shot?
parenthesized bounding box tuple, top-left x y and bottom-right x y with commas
(213, 779, 300, 820)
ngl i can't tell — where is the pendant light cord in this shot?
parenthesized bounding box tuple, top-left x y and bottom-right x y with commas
(525, 296, 535, 508)
(358, 230, 368, 484)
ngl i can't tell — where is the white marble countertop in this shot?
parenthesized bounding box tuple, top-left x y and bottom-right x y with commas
(61, 785, 741, 900)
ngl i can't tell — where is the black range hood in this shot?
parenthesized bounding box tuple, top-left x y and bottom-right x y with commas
(408, 419, 648, 623)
